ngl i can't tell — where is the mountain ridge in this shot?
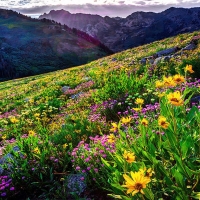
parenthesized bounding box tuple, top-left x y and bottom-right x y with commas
(39, 7, 200, 52)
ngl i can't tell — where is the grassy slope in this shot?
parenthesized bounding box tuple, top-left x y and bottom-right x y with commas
(0, 31, 199, 113)
(0, 30, 200, 199)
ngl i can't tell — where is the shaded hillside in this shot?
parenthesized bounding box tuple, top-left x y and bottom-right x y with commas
(40, 7, 200, 52)
(0, 9, 112, 81)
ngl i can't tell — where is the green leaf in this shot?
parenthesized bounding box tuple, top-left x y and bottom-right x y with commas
(191, 192, 200, 199)
(173, 170, 185, 188)
(148, 142, 156, 157)
(186, 106, 198, 124)
(110, 183, 125, 191)
(165, 130, 179, 154)
(180, 135, 193, 159)
(173, 154, 192, 178)
(101, 157, 112, 170)
(108, 194, 130, 200)
(108, 194, 123, 199)
(143, 188, 154, 200)
(184, 165, 195, 177)
(171, 185, 188, 200)
(39, 173, 43, 180)
(115, 154, 124, 165)
(183, 90, 195, 106)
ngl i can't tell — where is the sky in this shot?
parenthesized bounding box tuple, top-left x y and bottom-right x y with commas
(0, 0, 200, 18)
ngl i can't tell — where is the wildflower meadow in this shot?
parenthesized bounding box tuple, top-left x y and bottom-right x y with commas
(0, 31, 200, 199)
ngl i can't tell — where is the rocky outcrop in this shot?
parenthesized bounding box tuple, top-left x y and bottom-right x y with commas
(155, 47, 179, 57)
(182, 43, 196, 51)
(140, 37, 199, 66)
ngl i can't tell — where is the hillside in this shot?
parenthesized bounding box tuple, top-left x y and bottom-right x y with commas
(0, 30, 199, 199)
(39, 7, 200, 52)
(0, 9, 112, 81)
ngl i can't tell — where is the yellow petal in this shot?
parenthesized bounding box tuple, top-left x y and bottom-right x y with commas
(132, 190, 139, 196)
(123, 174, 135, 185)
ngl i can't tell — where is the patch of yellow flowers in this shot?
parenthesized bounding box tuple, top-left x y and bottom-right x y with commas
(156, 74, 185, 89)
(155, 65, 194, 90)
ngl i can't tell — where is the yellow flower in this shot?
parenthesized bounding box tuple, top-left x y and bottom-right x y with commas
(163, 76, 176, 87)
(185, 64, 194, 73)
(29, 99, 34, 104)
(146, 168, 154, 178)
(10, 117, 19, 124)
(155, 80, 163, 88)
(34, 113, 40, 117)
(26, 119, 33, 125)
(121, 116, 132, 125)
(167, 91, 184, 106)
(110, 122, 119, 132)
(33, 147, 40, 154)
(138, 168, 154, 177)
(122, 170, 151, 196)
(158, 116, 169, 129)
(173, 74, 185, 84)
(107, 134, 115, 143)
(141, 118, 148, 127)
(63, 143, 68, 148)
(132, 107, 142, 112)
(2, 135, 6, 140)
(75, 129, 81, 134)
(135, 98, 144, 105)
(65, 135, 72, 141)
(123, 150, 136, 163)
(28, 130, 36, 136)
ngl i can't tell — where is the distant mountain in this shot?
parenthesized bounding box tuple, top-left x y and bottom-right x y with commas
(0, 9, 112, 81)
(39, 7, 200, 52)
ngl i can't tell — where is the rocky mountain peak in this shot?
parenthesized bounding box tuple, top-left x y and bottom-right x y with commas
(39, 7, 200, 52)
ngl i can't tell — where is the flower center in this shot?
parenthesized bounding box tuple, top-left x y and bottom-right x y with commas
(134, 183, 143, 191)
(161, 121, 166, 125)
(175, 78, 181, 82)
(170, 98, 179, 102)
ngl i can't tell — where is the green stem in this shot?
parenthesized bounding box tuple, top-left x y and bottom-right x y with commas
(191, 175, 199, 191)
(141, 194, 146, 200)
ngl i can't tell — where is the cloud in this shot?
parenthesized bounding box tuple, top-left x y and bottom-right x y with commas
(135, 1, 146, 5)
(0, 0, 200, 17)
